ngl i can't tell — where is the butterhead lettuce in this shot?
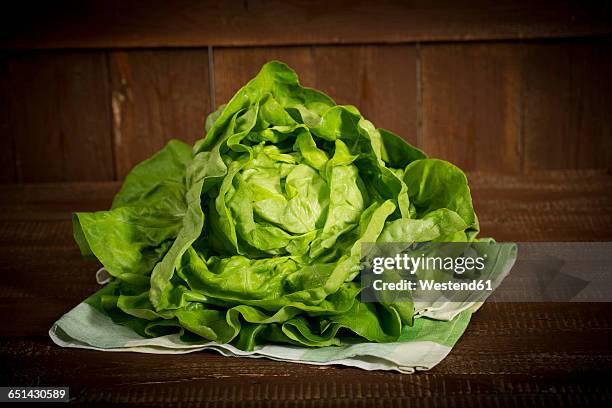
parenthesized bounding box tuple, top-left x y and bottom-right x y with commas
(73, 61, 479, 350)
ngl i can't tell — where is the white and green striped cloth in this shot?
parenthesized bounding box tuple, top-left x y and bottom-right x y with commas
(50, 295, 480, 374)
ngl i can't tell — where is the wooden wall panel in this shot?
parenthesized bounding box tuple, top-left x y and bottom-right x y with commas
(213, 47, 315, 105)
(2, 0, 611, 49)
(420, 44, 522, 173)
(311, 46, 417, 143)
(1, 40, 611, 183)
(0, 57, 16, 183)
(214, 45, 418, 144)
(109, 49, 211, 178)
(6, 52, 114, 182)
(522, 41, 612, 171)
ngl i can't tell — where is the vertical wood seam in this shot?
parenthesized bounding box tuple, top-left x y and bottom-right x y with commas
(57, 59, 68, 179)
(416, 42, 423, 148)
(10, 118, 19, 182)
(568, 44, 578, 168)
(208, 46, 216, 111)
(104, 51, 118, 181)
(6, 56, 20, 183)
(518, 41, 526, 174)
(11, 58, 23, 183)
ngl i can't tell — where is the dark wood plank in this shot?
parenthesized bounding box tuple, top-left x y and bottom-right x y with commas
(5, 52, 114, 182)
(420, 43, 522, 173)
(0, 302, 610, 406)
(0, 56, 16, 182)
(522, 40, 612, 172)
(213, 46, 316, 106)
(311, 46, 417, 144)
(0, 169, 609, 336)
(0, 175, 611, 405)
(214, 45, 418, 144)
(0, 182, 117, 221)
(470, 169, 612, 241)
(0, 246, 101, 337)
(1, 1, 611, 49)
(1, 170, 611, 239)
(109, 50, 211, 178)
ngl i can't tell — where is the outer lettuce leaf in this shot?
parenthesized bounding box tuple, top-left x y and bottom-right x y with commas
(74, 61, 483, 351)
(73, 140, 192, 277)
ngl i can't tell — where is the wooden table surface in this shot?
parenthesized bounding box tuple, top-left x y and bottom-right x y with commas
(1, 170, 611, 407)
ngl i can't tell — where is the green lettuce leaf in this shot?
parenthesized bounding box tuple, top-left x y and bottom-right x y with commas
(74, 61, 483, 351)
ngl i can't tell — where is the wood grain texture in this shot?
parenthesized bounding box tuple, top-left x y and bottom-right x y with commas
(2, 41, 611, 181)
(0, 182, 117, 221)
(0, 173, 611, 405)
(4, 52, 114, 182)
(0, 247, 101, 336)
(469, 169, 612, 241)
(0, 56, 16, 182)
(420, 43, 522, 173)
(109, 49, 211, 178)
(214, 45, 418, 144)
(213, 46, 316, 105)
(522, 40, 612, 171)
(0, 327, 610, 406)
(2, 0, 611, 49)
(1, 302, 611, 404)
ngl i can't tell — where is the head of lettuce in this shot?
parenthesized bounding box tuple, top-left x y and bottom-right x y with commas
(73, 61, 480, 350)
